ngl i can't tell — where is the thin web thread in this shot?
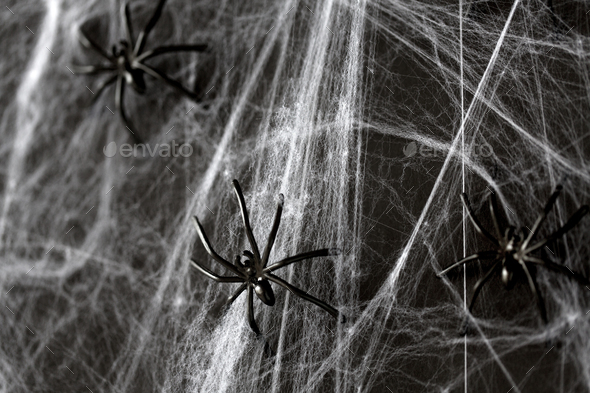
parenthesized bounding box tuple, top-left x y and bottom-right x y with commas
(459, 0, 467, 391)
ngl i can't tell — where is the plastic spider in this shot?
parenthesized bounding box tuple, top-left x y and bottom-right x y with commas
(438, 185, 589, 324)
(72, 0, 207, 143)
(190, 179, 345, 335)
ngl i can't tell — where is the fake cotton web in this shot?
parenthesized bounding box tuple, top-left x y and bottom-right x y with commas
(1, 0, 590, 391)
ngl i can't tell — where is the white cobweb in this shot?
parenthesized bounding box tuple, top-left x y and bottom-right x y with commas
(1, 0, 590, 391)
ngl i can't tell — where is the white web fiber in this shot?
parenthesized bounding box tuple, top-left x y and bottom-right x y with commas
(1, 0, 590, 391)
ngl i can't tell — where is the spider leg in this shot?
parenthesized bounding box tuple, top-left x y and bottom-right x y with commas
(92, 74, 117, 102)
(134, 0, 167, 55)
(247, 286, 261, 335)
(461, 193, 499, 247)
(134, 63, 199, 99)
(70, 65, 116, 75)
(135, 44, 208, 63)
(524, 204, 589, 254)
(122, 2, 134, 45)
(524, 255, 590, 287)
(437, 250, 497, 277)
(488, 192, 503, 240)
(114, 75, 143, 144)
(192, 216, 244, 277)
(77, 29, 112, 61)
(468, 259, 501, 314)
(231, 180, 262, 261)
(225, 283, 247, 307)
(261, 194, 284, 268)
(265, 273, 345, 323)
(189, 259, 243, 283)
(263, 249, 340, 274)
(522, 185, 563, 249)
(519, 260, 548, 324)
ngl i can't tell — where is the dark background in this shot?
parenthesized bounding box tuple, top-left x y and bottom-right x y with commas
(1, 0, 590, 392)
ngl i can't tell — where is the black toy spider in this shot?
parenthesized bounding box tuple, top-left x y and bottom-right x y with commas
(190, 179, 345, 335)
(72, 0, 207, 143)
(438, 185, 589, 324)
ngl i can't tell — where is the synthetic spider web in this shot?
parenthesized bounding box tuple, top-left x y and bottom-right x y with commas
(1, 0, 590, 392)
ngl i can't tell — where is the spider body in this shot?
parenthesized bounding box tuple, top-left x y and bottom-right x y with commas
(235, 252, 275, 306)
(72, 0, 208, 143)
(500, 256, 518, 289)
(190, 179, 344, 335)
(438, 185, 590, 325)
(254, 279, 275, 306)
(491, 226, 521, 288)
(112, 41, 147, 94)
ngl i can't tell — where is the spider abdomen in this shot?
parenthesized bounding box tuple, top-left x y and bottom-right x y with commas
(501, 265, 515, 289)
(254, 279, 275, 306)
